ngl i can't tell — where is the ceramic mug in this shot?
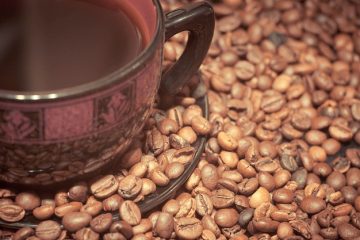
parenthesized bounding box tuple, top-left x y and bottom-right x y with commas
(0, 0, 214, 187)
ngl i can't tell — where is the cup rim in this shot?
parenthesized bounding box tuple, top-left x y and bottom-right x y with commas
(0, 0, 163, 101)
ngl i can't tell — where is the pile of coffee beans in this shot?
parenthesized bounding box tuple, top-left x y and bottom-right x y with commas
(2, 0, 360, 239)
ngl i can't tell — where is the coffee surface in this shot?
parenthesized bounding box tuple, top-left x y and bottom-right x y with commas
(0, 0, 144, 91)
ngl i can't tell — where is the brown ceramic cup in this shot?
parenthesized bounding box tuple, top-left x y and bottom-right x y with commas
(0, 0, 214, 187)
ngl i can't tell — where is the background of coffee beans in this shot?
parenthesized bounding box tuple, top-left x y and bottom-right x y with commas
(1, 0, 360, 239)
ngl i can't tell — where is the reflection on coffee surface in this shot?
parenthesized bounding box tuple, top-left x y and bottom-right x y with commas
(0, 0, 145, 91)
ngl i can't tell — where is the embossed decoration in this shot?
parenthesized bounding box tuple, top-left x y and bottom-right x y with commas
(96, 81, 135, 129)
(0, 110, 40, 141)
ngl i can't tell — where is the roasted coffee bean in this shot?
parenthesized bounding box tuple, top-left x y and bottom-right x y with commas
(300, 197, 326, 214)
(103, 194, 123, 212)
(90, 213, 112, 233)
(74, 228, 99, 240)
(0, 204, 25, 222)
(90, 175, 118, 199)
(13, 227, 35, 240)
(81, 197, 102, 217)
(195, 193, 213, 216)
(33, 204, 55, 220)
(62, 211, 92, 232)
(154, 212, 173, 238)
(238, 178, 259, 196)
(68, 182, 89, 203)
(103, 232, 126, 240)
(252, 217, 279, 233)
(118, 175, 142, 199)
(119, 201, 141, 226)
(35, 220, 61, 240)
(272, 188, 294, 204)
(249, 187, 270, 208)
(174, 217, 203, 240)
(215, 208, 239, 227)
(15, 192, 41, 211)
(238, 208, 254, 227)
(337, 223, 360, 239)
(109, 221, 133, 239)
(326, 171, 346, 191)
(211, 188, 235, 208)
(55, 202, 82, 217)
(201, 164, 219, 190)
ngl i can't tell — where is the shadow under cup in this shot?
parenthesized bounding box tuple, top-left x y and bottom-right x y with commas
(0, 0, 163, 188)
(0, 0, 215, 189)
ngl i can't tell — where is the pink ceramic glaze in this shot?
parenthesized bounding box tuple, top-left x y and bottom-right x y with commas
(0, 0, 214, 187)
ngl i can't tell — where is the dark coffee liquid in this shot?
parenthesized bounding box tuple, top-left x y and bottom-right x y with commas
(0, 0, 144, 91)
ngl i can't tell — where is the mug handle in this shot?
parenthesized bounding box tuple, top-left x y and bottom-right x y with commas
(160, 2, 215, 96)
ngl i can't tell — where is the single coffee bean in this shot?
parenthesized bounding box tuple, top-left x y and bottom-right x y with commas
(322, 138, 341, 155)
(280, 154, 298, 172)
(270, 209, 296, 222)
(165, 162, 185, 180)
(277, 222, 294, 239)
(81, 197, 103, 217)
(272, 188, 294, 204)
(103, 194, 123, 212)
(74, 228, 99, 240)
(331, 157, 350, 174)
(174, 217, 203, 240)
(329, 123, 353, 142)
(211, 188, 235, 208)
(90, 175, 119, 199)
(234, 195, 249, 212)
(109, 221, 133, 239)
(62, 211, 92, 232)
(103, 232, 126, 240)
(55, 202, 82, 217)
(35, 220, 61, 240)
(119, 201, 141, 226)
(202, 214, 221, 237)
(337, 222, 360, 239)
(33, 204, 55, 220)
(68, 182, 89, 203)
(332, 203, 353, 217)
(291, 168, 308, 189)
(326, 171, 346, 191)
(15, 192, 41, 211)
(252, 217, 279, 233)
(214, 208, 239, 227)
(258, 172, 276, 192)
(234, 61, 256, 80)
(154, 212, 174, 239)
(300, 196, 326, 214)
(90, 213, 112, 233)
(238, 178, 259, 196)
(13, 227, 35, 240)
(351, 212, 360, 229)
(201, 164, 219, 190)
(195, 193, 213, 216)
(118, 175, 142, 199)
(0, 204, 25, 222)
(289, 220, 311, 239)
(317, 209, 332, 228)
(238, 208, 254, 227)
(249, 187, 270, 208)
(191, 116, 211, 135)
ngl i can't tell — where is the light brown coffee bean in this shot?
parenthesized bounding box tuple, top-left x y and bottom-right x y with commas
(118, 175, 142, 199)
(33, 204, 55, 220)
(62, 211, 92, 232)
(174, 217, 203, 240)
(90, 213, 113, 233)
(55, 202, 82, 217)
(249, 187, 270, 208)
(74, 228, 99, 240)
(0, 204, 25, 222)
(13, 227, 35, 240)
(178, 126, 197, 144)
(211, 188, 235, 208)
(235, 61, 256, 80)
(165, 162, 185, 180)
(68, 182, 89, 203)
(119, 201, 141, 226)
(81, 197, 102, 217)
(191, 116, 211, 135)
(201, 164, 218, 190)
(214, 208, 239, 227)
(35, 220, 61, 240)
(300, 196, 326, 214)
(103, 194, 123, 212)
(154, 212, 174, 239)
(150, 168, 169, 187)
(90, 175, 118, 199)
(15, 192, 41, 211)
(195, 193, 213, 216)
(272, 188, 294, 204)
